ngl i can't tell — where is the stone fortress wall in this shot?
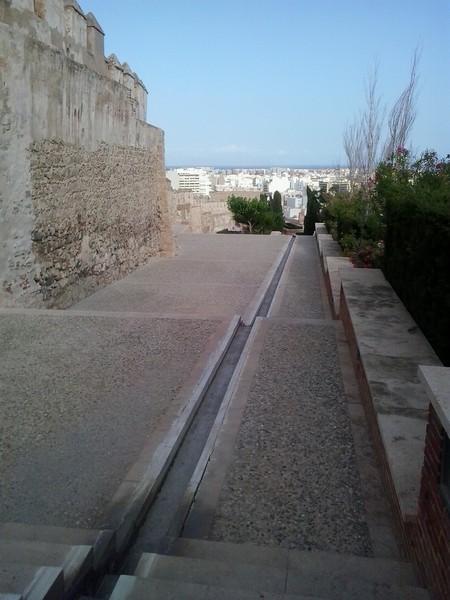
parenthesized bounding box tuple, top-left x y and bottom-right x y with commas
(168, 190, 235, 234)
(0, 0, 173, 308)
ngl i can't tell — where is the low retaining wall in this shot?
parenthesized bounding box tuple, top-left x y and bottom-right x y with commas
(414, 367, 450, 600)
(314, 223, 449, 599)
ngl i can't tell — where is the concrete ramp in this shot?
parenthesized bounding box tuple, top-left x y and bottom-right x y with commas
(0, 234, 289, 532)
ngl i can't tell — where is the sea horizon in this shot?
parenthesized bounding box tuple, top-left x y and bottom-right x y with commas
(166, 164, 339, 171)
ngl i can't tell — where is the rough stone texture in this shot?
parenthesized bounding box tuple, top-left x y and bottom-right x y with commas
(0, 1, 172, 308)
(168, 190, 233, 234)
(0, 312, 219, 528)
(210, 319, 372, 556)
(26, 140, 167, 307)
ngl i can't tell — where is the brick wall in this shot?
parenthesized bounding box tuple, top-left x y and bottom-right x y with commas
(413, 405, 450, 599)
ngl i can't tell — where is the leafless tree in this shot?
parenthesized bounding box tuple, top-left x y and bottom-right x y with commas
(343, 118, 363, 191)
(361, 63, 385, 180)
(343, 64, 385, 188)
(344, 50, 421, 186)
(383, 48, 421, 160)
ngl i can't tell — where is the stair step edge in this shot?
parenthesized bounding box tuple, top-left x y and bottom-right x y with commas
(0, 524, 114, 570)
(165, 537, 415, 575)
(135, 550, 419, 589)
(110, 574, 430, 600)
(109, 574, 325, 600)
(0, 565, 64, 600)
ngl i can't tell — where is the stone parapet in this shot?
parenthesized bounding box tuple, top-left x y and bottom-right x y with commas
(338, 269, 441, 544)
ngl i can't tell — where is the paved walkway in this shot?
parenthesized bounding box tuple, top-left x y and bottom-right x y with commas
(0, 232, 400, 562)
(0, 234, 288, 529)
(182, 236, 401, 559)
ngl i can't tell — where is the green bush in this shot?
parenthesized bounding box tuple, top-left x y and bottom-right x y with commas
(227, 194, 283, 234)
(322, 148, 450, 364)
(379, 150, 450, 365)
(323, 189, 384, 243)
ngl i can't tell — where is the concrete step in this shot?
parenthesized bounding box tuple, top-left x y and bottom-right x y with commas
(0, 523, 114, 571)
(109, 572, 430, 600)
(0, 564, 63, 600)
(109, 574, 323, 600)
(106, 538, 430, 600)
(0, 540, 92, 598)
(134, 551, 286, 594)
(157, 537, 419, 587)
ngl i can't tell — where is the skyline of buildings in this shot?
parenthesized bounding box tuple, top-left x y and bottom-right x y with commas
(166, 166, 352, 199)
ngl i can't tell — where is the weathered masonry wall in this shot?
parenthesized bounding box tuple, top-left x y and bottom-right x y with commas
(0, 0, 173, 308)
(168, 190, 234, 234)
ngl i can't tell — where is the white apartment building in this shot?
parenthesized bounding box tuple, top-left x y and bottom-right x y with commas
(166, 168, 212, 195)
(283, 181, 307, 220)
(266, 174, 291, 194)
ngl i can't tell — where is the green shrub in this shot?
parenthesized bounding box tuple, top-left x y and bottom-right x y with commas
(323, 148, 450, 363)
(379, 149, 450, 365)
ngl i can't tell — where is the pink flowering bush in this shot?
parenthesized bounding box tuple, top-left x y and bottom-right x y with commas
(349, 242, 384, 269)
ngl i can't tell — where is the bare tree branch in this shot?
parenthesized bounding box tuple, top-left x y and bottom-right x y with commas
(384, 47, 421, 160)
(343, 119, 363, 191)
(362, 63, 385, 179)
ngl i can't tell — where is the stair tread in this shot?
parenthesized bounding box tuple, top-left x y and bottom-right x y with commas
(0, 564, 64, 599)
(165, 537, 415, 577)
(135, 552, 426, 598)
(0, 523, 114, 568)
(110, 574, 324, 600)
(137, 543, 419, 589)
(135, 552, 285, 593)
(0, 523, 105, 543)
(110, 574, 430, 600)
(0, 541, 92, 591)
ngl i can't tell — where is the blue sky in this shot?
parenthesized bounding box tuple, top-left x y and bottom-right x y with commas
(83, 0, 449, 167)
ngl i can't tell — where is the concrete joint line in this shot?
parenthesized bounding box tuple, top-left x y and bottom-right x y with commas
(105, 315, 241, 554)
(267, 236, 298, 318)
(175, 317, 266, 538)
(242, 237, 292, 326)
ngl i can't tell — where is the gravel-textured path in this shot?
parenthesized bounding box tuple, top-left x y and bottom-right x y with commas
(0, 234, 288, 528)
(205, 236, 379, 556)
(209, 319, 372, 555)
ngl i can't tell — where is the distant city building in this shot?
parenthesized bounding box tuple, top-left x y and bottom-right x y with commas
(267, 174, 291, 194)
(166, 168, 212, 195)
(166, 166, 352, 199)
(283, 181, 307, 220)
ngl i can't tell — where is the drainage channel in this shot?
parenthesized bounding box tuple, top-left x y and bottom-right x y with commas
(94, 236, 295, 595)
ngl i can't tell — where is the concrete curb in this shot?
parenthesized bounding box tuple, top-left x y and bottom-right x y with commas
(266, 236, 298, 318)
(241, 237, 291, 326)
(103, 314, 241, 557)
(169, 317, 266, 538)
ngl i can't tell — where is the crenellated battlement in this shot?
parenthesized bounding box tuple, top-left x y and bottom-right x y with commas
(1, 0, 172, 309)
(2, 0, 148, 120)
